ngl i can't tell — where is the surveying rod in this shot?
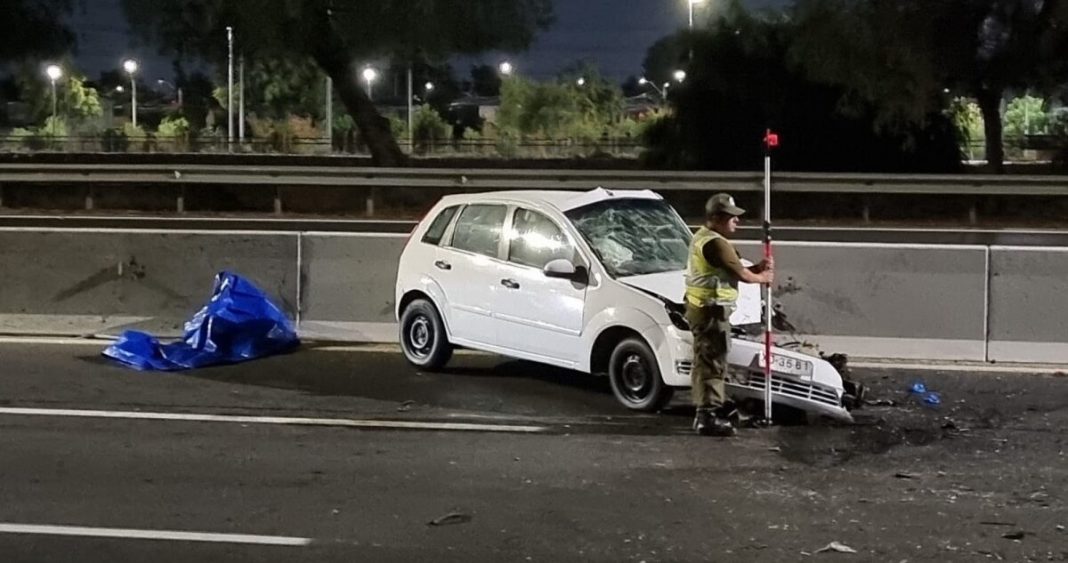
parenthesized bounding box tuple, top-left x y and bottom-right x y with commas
(762, 129, 779, 422)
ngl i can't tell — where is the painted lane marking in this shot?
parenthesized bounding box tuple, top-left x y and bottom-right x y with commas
(0, 523, 310, 546)
(0, 407, 547, 433)
(849, 361, 1067, 374)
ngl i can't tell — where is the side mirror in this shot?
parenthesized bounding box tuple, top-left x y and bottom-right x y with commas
(544, 258, 587, 283)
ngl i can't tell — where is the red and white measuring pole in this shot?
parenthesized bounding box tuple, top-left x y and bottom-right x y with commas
(762, 129, 779, 422)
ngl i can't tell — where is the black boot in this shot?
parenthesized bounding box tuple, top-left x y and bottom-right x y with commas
(694, 408, 735, 436)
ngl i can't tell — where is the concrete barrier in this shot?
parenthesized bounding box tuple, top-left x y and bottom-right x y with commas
(0, 229, 297, 337)
(1, 228, 1065, 365)
(736, 241, 989, 361)
(297, 233, 405, 343)
(988, 246, 1068, 363)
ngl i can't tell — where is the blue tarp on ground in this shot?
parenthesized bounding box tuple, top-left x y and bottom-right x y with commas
(102, 271, 299, 371)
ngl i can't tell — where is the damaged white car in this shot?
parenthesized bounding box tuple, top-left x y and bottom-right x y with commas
(395, 188, 862, 422)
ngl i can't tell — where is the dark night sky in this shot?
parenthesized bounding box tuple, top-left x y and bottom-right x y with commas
(69, 0, 786, 84)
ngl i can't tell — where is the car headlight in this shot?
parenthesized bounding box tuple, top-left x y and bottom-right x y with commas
(665, 303, 689, 331)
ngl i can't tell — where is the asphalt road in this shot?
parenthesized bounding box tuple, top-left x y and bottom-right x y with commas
(0, 341, 1066, 562)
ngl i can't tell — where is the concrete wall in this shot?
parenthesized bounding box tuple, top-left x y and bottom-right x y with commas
(297, 233, 405, 342)
(988, 246, 1068, 363)
(0, 229, 297, 337)
(2, 228, 1066, 364)
(736, 241, 988, 361)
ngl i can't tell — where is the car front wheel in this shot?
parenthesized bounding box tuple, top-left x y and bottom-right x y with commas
(399, 298, 452, 370)
(608, 337, 673, 411)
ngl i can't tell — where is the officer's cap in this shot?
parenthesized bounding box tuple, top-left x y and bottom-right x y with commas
(705, 193, 745, 217)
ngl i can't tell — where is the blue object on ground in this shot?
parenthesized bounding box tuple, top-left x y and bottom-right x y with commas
(102, 271, 299, 371)
(909, 380, 928, 394)
(923, 392, 942, 406)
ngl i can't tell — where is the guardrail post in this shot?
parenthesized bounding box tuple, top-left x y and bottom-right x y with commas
(365, 187, 376, 217)
(0, 183, 4, 209)
(176, 185, 185, 214)
(968, 200, 978, 225)
(862, 196, 871, 223)
(85, 186, 95, 210)
(274, 186, 283, 215)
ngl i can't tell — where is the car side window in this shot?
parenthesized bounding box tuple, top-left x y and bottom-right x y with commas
(507, 208, 574, 269)
(449, 204, 507, 257)
(421, 205, 459, 245)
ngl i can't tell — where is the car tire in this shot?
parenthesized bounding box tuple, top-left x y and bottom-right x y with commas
(399, 298, 452, 370)
(608, 336, 673, 411)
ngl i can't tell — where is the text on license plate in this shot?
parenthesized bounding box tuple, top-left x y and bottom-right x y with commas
(757, 354, 813, 378)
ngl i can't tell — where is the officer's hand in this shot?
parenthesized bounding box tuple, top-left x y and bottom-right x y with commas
(763, 257, 775, 271)
(763, 270, 775, 284)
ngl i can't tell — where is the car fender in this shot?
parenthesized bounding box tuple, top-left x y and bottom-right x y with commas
(397, 275, 454, 339)
(579, 306, 668, 373)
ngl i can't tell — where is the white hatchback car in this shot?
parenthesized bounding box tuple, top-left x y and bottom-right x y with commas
(395, 188, 858, 421)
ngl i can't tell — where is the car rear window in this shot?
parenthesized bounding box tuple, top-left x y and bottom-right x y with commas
(421, 205, 459, 245)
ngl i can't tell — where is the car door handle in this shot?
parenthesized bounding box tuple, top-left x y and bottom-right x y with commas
(500, 278, 520, 289)
(434, 260, 452, 271)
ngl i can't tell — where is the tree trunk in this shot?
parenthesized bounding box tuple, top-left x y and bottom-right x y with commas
(326, 60, 407, 167)
(975, 87, 1004, 174)
(308, 17, 406, 167)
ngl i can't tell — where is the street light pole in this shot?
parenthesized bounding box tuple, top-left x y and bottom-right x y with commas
(45, 64, 62, 134)
(123, 59, 139, 127)
(239, 55, 245, 142)
(407, 63, 413, 152)
(363, 68, 377, 100)
(325, 75, 333, 149)
(227, 26, 234, 146)
(688, 0, 704, 29)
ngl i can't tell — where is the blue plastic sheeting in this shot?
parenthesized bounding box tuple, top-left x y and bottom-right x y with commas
(103, 271, 299, 371)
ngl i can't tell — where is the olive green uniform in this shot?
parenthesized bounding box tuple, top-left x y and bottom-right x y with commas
(684, 228, 744, 410)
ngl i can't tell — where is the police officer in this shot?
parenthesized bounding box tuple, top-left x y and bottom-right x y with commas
(685, 193, 774, 436)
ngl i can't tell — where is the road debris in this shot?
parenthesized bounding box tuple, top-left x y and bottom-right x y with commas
(1001, 530, 1028, 540)
(815, 541, 858, 554)
(894, 472, 920, 479)
(428, 512, 472, 526)
(397, 400, 416, 412)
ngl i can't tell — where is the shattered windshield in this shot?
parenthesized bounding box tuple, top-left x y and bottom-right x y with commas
(565, 199, 692, 277)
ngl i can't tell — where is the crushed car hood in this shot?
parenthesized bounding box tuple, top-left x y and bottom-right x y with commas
(619, 269, 762, 326)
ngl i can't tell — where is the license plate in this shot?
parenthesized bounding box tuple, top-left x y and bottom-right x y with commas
(757, 353, 813, 378)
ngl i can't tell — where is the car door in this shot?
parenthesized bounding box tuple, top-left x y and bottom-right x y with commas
(435, 203, 508, 347)
(494, 207, 588, 365)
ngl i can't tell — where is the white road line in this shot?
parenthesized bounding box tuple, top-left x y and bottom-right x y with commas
(850, 361, 1067, 374)
(0, 407, 547, 433)
(0, 337, 115, 346)
(0, 523, 310, 546)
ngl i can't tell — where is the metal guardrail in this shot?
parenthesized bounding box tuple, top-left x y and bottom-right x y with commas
(1, 163, 1067, 195)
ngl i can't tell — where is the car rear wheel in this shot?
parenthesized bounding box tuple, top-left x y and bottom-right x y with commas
(399, 298, 452, 370)
(608, 337, 673, 411)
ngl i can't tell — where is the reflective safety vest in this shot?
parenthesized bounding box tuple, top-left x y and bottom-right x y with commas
(685, 227, 740, 307)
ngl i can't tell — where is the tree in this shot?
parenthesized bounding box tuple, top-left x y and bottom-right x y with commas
(0, 0, 74, 62)
(14, 62, 102, 125)
(641, 35, 685, 88)
(789, 0, 1067, 172)
(122, 0, 554, 166)
(641, 2, 962, 172)
(469, 64, 503, 97)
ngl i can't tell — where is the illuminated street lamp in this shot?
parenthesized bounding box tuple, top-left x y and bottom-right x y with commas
(576, 77, 586, 87)
(157, 79, 183, 107)
(674, 69, 687, 83)
(638, 77, 665, 98)
(362, 67, 378, 100)
(689, 0, 704, 28)
(45, 64, 63, 123)
(122, 58, 139, 127)
(499, 61, 514, 76)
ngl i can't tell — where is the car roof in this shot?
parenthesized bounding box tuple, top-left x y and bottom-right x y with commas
(437, 187, 664, 213)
